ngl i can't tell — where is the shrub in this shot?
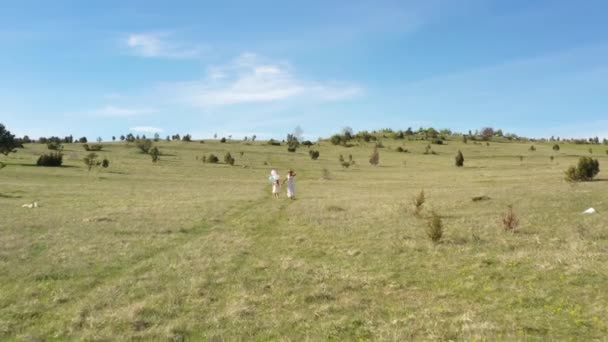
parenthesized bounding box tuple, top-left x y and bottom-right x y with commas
(0, 124, 21, 156)
(83, 144, 103, 151)
(220, 137, 227, 143)
(501, 205, 519, 232)
(529, 145, 536, 151)
(455, 150, 464, 167)
(341, 161, 350, 168)
(287, 146, 297, 152)
(224, 152, 235, 165)
(462, 135, 468, 144)
(207, 154, 219, 163)
(37, 152, 63, 167)
(565, 157, 600, 182)
(588, 148, 593, 154)
(321, 168, 331, 180)
(267, 139, 280, 146)
(309, 150, 320, 160)
(519, 155, 524, 162)
(101, 158, 110, 168)
(150, 147, 160, 163)
(136, 139, 153, 153)
(413, 190, 425, 215)
(302, 140, 313, 147)
(395, 146, 404, 152)
(330, 134, 342, 145)
(426, 211, 443, 243)
(552, 144, 560, 151)
(339, 154, 344, 163)
(550, 156, 554, 162)
(431, 138, 443, 145)
(47, 141, 63, 151)
(83, 153, 98, 171)
(369, 146, 380, 166)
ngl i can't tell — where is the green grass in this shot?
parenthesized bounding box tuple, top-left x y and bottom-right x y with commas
(1, 139, 607, 340)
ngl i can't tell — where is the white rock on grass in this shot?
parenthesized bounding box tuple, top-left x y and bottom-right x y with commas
(582, 208, 597, 214)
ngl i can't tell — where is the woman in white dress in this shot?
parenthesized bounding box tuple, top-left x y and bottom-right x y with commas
(270, 169, 281, 198)
(283, 169, 297, 199)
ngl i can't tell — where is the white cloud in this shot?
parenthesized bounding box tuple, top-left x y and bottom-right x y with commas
(125, 33, 201, 59)
(168, 53, 363, 107)
(92, 105, 154, 117)
(130, 126, 163, 133)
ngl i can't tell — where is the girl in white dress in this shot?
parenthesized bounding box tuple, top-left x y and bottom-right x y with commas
(270, 169, 281, 198)
(283, 169, 296, 199)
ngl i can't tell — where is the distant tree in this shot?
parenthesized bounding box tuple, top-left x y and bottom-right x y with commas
(0, 124, 22, 169)
(83, 153, 99, 171)
(79, 136, 88, 143)
(120, 135, 126, 141)
(220, 137, 227, 143)
(342, 126, 354, 140)
(286, 133, 299, 152)
(21, 135, 31, 144)
(142, 135, 146, 140)
(425, 128, 439, 140)
(166, 135, 170, 141)
(405, 127, 414, 135)
(252, 135, 256, 142)
(112, 136, 116, 141)
(182, 134, 192, 142)
(96, 137, 102, 143)
(64, 135, 73, 143)
(153, 133, 160, 142)
(126, 134, 135, 142)
(330, 134, 342, 145)
(213, 133, 217, 139)
(462, 135, 468, 144)
(481, 127, 495, 141)
(136, 135, 141, 140)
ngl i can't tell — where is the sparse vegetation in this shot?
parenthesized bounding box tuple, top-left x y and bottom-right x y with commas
(136, 139, 153, 153)
(150, 147, 160, 163)
(309, 150, 320, 160)
(83, 143, 103, 151)
(224, 152, 235, 165)
(369, 146, 379, 166)
(412, 189, 425, 215)
(501, 205, 520, 232)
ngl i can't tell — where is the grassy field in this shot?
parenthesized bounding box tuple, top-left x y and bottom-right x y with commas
(1, 138, 607, 340)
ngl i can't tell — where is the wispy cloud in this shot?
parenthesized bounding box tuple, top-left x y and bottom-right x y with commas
(124, 32, 201, 59)
(91, 105, 155, 117)
(130, 126, 163, 133)
(166, 53, 363, 107)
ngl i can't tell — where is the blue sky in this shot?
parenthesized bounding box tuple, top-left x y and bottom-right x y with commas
(1, 0, 608, 140)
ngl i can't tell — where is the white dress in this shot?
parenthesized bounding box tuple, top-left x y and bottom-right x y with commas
(272, 177, 280, 194)
(286, 174, 295, 198)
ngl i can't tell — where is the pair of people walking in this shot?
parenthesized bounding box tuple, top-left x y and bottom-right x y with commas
(269, 169, 296, 199)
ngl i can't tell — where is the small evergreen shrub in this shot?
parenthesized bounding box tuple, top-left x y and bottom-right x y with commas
(426, 211, 443, 243)
(207, 154, 219, 163)
(83, 144, 103, 151)
(565, 157, 600, 182)
(455, 150, 464, 167)
(101, 158, 110, 168)
(287, 146, 297, 152)
(309, 150, 320, 160)
(46, 142, 63, 151)
(150, 147, 160, 163)
(37, 152, 63, 167)
(220, 137, 227, 143)
(83, 153, 98, 171)
(529, 145, 536, 151)
(552, 144, 560, 151)
(369, 146, 380, 166)
(267, 139, 280, 146)
(431, 138, 443, 145)
(224, 152, 235, 165)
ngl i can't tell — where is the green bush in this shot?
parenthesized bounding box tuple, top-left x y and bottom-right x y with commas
(529, 145, 536, 151)
(431, 138, 443, 145)
(37, 152, 63, 167)
(267, 139, 280, 146)
(101, 158, 110, 168)
(309, 150, 320, 160)
(455, 150, 464, 167)
(220, 137, 227, 143)
(565, 157, 600, 182)
(552, 144, 560, 151)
